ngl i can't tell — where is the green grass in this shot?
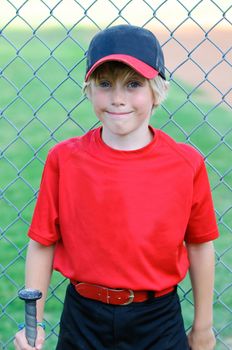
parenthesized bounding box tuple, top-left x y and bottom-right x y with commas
(0, 27, 231, 349)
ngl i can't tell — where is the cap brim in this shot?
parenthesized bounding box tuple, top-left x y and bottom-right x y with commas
(85, 54, 159, 81)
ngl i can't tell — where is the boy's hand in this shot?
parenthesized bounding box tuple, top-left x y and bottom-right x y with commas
(14, 326, 45, 350)
(187, 328, 216, 350)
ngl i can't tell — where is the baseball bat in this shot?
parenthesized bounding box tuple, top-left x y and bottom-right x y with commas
(18, 288, 42, 347)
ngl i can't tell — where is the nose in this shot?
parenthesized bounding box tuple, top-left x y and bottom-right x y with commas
(111, 85, 126, 106)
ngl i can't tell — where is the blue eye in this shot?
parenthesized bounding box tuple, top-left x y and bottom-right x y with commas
(127, 81, 142, 88)
(99, 80, 111, 88)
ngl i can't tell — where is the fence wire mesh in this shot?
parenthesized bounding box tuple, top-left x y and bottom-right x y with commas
(0, 0, 232, 349)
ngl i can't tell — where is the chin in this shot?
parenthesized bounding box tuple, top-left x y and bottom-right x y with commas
(109, 125, 134, 136)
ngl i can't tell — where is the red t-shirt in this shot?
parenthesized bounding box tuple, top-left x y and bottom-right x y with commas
(28, 126, 219, 291)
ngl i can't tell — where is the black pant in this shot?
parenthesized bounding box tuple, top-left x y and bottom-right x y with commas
(56, 283, 190, 350)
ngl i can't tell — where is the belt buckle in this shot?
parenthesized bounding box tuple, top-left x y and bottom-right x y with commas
(122, 289, 134, 305)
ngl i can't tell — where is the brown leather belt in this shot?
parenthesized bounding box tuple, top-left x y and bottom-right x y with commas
(71, 281, 175, 305)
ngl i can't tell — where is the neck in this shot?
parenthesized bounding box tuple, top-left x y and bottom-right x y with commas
(101, 124, 154, 151)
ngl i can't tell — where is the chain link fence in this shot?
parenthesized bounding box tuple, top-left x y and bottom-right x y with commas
(0, 1, 231, 349)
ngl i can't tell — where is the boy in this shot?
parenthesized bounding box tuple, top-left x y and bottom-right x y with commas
(14, 25, 219, 350)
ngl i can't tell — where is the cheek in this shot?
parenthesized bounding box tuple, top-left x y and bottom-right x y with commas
(91, 94, 109, 120)
(92, 91, 108, 108)
(133, 94, 154, 112)
(92, 101, 102, 117)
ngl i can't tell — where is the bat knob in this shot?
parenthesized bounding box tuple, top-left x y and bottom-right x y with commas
(18, 288, 42, 301)
(18, 288, 43, 346)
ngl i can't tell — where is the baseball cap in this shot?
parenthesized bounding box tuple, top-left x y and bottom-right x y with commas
(85, 25, 166, 81)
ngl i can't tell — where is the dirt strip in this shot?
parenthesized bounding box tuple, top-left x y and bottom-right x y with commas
(153, 27, 232, 108)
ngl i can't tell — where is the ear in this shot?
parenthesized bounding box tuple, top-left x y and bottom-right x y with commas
(86, 89, 91, 100)
(152, 93, 157, 107)
(148, 84, 156, 107)
(83, 81, 92, 100)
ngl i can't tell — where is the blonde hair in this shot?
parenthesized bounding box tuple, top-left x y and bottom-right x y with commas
(83, 62, 169, 109)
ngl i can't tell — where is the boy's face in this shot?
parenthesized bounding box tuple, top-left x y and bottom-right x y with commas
(88, 66, 155, 137)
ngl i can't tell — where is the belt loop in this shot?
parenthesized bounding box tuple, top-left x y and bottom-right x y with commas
(147, 291, 155, 300)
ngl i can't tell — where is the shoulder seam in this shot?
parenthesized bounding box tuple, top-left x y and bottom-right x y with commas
(47, 136, 82, 166)
(159, 132, 204, 173)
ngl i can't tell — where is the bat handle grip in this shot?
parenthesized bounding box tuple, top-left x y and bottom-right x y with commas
(24, 300, 37, 347)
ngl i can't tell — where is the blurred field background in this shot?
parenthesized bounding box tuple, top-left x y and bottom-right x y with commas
(0, 1, 232, 349)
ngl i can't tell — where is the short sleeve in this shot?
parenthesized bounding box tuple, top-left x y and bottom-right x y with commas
(28, 149, 60, 246)
(185, 160, 219, 244)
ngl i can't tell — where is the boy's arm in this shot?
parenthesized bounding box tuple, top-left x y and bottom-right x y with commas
(25, 239, 55, 322)
(14, 239, 55, 350)
(186, 241, 216, 350)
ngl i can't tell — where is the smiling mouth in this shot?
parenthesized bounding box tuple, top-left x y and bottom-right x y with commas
(106, 111, 133, 118)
